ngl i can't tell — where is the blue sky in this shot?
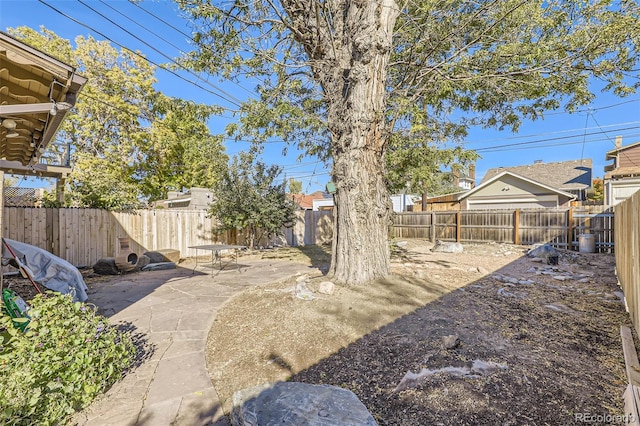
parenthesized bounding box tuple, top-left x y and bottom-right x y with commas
(2, 0, 639, 194)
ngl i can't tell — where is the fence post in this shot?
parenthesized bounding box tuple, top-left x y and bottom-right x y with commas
(456, 211, 461, 243)
(430, 212, 436, 243)
(567, 207, 574, 251)
(514, 209, 520, 245)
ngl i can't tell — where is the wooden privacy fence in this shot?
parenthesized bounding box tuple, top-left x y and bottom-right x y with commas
(283, 210, 333, 246)
(1, 205, 614, 267)
(615, 191, 640, 337)
(2, 207, 238, 267)
(391, 206, 614, 252)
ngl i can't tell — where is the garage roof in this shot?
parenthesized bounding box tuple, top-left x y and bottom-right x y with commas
(0, 31, 86, 168)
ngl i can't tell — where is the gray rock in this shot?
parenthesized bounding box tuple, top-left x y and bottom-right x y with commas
(318, 281, 335, 295)
(93, 257, 119, 275)
(527, 244, 559, 265)
(141, 262, 176, 271)
(431, 240, 464, 253)
(544, 302, 577, 313)
(143, 249, 180, 264)
(442, 334, 460, 349)
(231, 382, 378, 426)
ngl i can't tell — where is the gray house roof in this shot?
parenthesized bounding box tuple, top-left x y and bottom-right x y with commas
(480, 159, 592, 191)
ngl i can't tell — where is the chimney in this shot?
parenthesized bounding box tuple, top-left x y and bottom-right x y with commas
(615, 135, 622, 149)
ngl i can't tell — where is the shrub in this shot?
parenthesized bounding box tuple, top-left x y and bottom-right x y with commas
(0, 292, 136, 425)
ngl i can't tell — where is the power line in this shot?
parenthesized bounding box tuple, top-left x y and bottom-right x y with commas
(475, 125, 640, 152)
(98, 0, 188, 57)
(75, 0, 244, 106)
(37, 0, 242, 109)
(541, 98, 640, 116)
(477, 132, 640, 153)
(466, 116, 640, 145)
(128, 0, 262, 97)
(589, 112, 640, 168)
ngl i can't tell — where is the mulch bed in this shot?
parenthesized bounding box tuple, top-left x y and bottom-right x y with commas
(291, 255, 630, 425)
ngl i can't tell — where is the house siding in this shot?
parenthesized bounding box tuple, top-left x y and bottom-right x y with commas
(466, 175, 570, 209)
(604, 142, 640, 205)
(616, 146, 640, 168)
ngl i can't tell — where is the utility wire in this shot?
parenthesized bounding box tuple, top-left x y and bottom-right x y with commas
(541, 98, 640, 116)
(129, 0, 263, 97)
(466, 119, 640, 146)
(580, 110, 589, 161)
(37, 0, 242, 109)
(98, 0, 188, 57)
(475, 125, 640, 152)
(76, 0, 244, 106)
(477, 133, 640, 153)
(589, 112, 640, 168)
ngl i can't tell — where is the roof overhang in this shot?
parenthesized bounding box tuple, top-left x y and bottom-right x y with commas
(605, 141, 640, 161)
(0, 31, 87, 169)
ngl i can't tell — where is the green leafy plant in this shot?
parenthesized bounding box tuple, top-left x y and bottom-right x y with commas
(0, 292, 136, 425)
(209, 152, 296, 249)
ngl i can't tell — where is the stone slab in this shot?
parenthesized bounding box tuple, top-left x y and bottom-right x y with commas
(231, 382, 378, 426)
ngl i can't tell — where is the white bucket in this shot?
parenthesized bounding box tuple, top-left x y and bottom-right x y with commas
(578, 234, 596, 253)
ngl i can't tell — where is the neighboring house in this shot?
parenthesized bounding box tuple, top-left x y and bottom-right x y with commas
(452, 164, 476, 191)
(479, 159, 592, 202)
(155, 188, 213, 209)
(293, 191, 415, 212)
(391, 194, 415, 212)
(290, 191, 330, 210)
(459, 170, 576, 209)
(312, 197, 335, 211)
(604, 137, 640, 205)
(424, 159, 591, 210)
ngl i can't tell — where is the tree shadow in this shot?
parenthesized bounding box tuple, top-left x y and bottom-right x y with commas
(296, 245, 331, 274)
(214, 248, 627, 425)
(116, 321, 156, 370)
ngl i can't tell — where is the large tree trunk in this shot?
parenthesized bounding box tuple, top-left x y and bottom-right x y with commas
(329, 148, 392, 284)
(284, 0, 399, 284)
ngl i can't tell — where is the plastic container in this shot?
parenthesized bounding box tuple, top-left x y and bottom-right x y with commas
(578, 234, 596, 253)
(1, 288, 30, 332)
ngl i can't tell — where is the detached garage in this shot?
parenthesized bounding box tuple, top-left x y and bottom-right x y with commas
(460, 171, 576, 210)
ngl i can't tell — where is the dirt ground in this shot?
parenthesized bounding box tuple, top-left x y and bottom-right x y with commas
(204, 240, 629, 425)
(2, 241, 630, 425)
